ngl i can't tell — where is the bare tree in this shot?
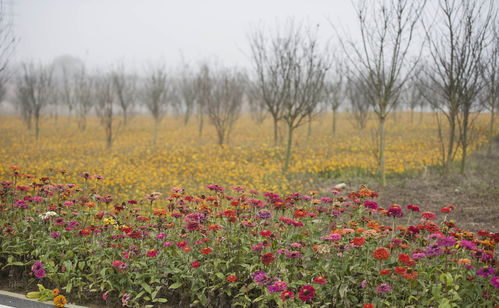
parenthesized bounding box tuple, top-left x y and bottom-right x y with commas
(74, 67, 94, 131)
(196, 64, 210, 137)
(482, 23, 499, 154)
(248, 25, 290, 145)
(341, 0, 427, 185)
(202, 65, 245, 146)
(401, 72, 424, 124)
(143, 65, 171, 145)
(323, 63, 346, 136)
(94, 73, 115, 149)
(177, 65, 198, 125)
(347, 76, 370, 130)
(111, 63, 136, 126)
(281, 26, 329, 171)
(59, 67, 76, 117)
(15, 63, 55, 140)
(0, 0, 15, 105)
(247, 79, 268, 124)
(250, 22, 329, 169)
(423, 0, 495, 172)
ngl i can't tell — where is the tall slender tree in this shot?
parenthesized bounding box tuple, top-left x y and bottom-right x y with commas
(340, 0, 427, 185)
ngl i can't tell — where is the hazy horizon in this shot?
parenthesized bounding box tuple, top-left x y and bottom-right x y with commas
(12, 0, 358, 69)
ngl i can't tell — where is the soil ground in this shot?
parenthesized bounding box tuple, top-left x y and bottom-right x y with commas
(342, 140, 499, 233)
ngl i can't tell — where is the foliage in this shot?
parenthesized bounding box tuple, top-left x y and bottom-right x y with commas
(0, 167, 497, 307)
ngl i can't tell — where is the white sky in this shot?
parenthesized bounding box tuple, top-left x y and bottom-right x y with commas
(12, 0, 358, 69)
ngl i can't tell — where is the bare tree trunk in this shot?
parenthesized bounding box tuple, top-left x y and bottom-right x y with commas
(217, 129, 225, 147)
(489, 105, 495, 155)
(332, 108, 337, 136)
(106, 119, 112, 149)
(410, 108, 414, 124)
(198, 113, 204, 138)
(460, 109, 470, 174)
(379, 116, 386, 186)
(446, 117, 456, 170)
(283, 125, 294, 172)
(307, 114, 312, 139)
(123, 108, 128, 126)
(153, 118, 159, 145)
(419, 104, 424, 123)
(273, 118, 279, 145)
(35, 114, 40, 141)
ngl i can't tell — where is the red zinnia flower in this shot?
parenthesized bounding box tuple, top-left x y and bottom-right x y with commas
(364, 304, 375, 308)
(298, 285, 316, 301)
(177, 241, 188, 248)
(227, 275, 237, 282)
(373, 247, 390, 260)
(260, 230, 272, 237)
(280, 290, 294, 302)
(398, 253, 416, 267)
(261, 252, 275, 265)
(191, 260, 201, 268)
(421, 212, 436, 220)
(406, 204, 420, 212)
(201, 247, 213, 255)
(146, 249, 158, 257)
(379, 269, 391, 275)
(313, 276, 327, 285)
(352, 237, 366, 247)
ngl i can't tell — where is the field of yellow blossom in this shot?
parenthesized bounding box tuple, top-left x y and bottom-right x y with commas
(0, 112, 491, 199)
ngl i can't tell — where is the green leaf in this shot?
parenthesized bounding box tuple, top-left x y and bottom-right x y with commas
(134, 291, 145, 301)
(339, 284, 348, 299)
(140, 282, 152, 294)
(26, 292, 40, 299)
(215, 272, 225, 280)
(169, 282, 183, 289)
(198, 293, 208, 306)
(156, 298, 168, 303)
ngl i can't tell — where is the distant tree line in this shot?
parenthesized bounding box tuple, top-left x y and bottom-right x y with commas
(0, 0, 497, 183)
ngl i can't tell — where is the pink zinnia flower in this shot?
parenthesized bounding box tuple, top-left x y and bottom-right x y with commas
(147, 249, 158, 257)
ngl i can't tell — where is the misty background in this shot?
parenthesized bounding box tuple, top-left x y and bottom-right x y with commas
(12, 0, 356, 69)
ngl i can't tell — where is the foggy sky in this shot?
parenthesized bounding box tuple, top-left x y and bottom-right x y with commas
(12, 0, 357, 69)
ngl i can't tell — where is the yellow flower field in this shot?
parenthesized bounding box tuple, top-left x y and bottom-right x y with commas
(0, 112, 491, 199)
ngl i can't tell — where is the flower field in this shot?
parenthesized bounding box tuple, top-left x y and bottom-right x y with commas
(0, 113, 491, 199)
(0, 166, 497, 307)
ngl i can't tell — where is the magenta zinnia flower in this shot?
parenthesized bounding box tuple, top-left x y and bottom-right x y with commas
(436, 237, 456, 247)
(268, 281, 288, 293)
(32, 261, 44, 272)
(34, 269, 45, 279)
(298, 285, 315, 301)
(476, 267, 494, 278)
(490, 277, 499, 288)
(375, 283, 392, 294)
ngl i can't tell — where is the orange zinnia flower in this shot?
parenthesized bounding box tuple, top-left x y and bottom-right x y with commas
(54, 295, 67, 308)
(373, 247, 390, 260)
(395, 266, 407, 274)
(403, 269, 418, 280)
(201, 247, 213, 255)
